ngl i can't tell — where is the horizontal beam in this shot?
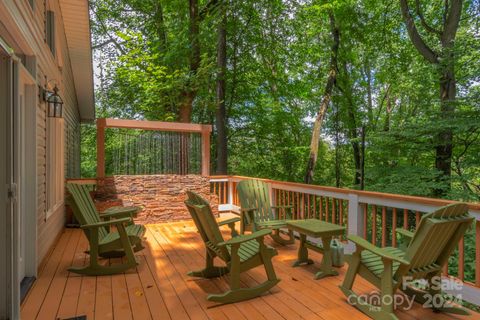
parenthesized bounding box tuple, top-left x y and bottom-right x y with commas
(97, 118, 212, 133)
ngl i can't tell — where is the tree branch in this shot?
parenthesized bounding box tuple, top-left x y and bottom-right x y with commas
(304, 10, 340, 184)
(90, 4, 126, 55)
(442, 0, 463, 45)
(399, 0, 439, 64)
(199, 0, 220, 21)
(92, 39, 122, 50)
(414, 0, 442, 35)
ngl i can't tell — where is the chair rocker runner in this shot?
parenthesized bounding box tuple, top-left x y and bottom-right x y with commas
(237, 179, 295, 245)
(340, 203, 473, 320)
(185, 191, 280, 304)
(66, 182, 146, 275)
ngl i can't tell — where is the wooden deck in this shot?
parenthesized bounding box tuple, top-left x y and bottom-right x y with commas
(21, 219, 480, 320)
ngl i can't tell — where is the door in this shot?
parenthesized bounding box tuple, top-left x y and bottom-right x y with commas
(17, 64, 36, 285)
(17, 70, 26, 282)
(0, 42, 10, 320)
(0, 41, 19, 320)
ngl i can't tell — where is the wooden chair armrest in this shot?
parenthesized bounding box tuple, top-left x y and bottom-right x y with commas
(348, 235, 410, 265)
(272, 205, 293, 219)
(396, 228, 414, 249)
(396, 228, 414, 239)
(218, 217, 241, 237)
(101, 206, 140, 218)
(81, 217, 132, 229)
(100, 211, 133, 220)
(217, 229, 272, 247)
(218, 217, 241, 227)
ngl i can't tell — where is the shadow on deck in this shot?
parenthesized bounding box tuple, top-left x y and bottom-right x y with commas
(20, 218, 480, 320)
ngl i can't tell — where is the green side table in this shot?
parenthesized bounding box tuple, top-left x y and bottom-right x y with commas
(287, 219, 345, 279)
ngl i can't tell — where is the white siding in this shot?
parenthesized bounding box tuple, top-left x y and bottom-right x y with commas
(0, 0, 86, 267)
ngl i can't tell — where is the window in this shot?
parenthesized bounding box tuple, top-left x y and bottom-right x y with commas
(46, 118, 64, 218)
(46, 10, 55, 56)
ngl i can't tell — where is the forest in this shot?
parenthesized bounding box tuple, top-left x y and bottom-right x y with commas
(83, 0, 480, 201)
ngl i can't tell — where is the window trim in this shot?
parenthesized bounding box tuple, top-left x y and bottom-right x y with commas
(46, 10, 56, 57)
(45, 117, 64, 219)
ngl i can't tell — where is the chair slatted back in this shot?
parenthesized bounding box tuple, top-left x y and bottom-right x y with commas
(401, 203, 473, 277)
(237, 179, 273, 222)
(67, 183, 107, 240)
(185, 191, 211, 243)
(185, 191, 230, 261)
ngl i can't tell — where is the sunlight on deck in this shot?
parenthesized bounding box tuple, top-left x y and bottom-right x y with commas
(21, 219, 480, 320)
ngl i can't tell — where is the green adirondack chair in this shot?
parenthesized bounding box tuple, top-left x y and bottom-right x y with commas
(237, 179, 295, 245)
(185, 191, 280, 304)
(66, 182, 146, 275)
(186, 191, 241, 237)
(340, 203, 473, 320)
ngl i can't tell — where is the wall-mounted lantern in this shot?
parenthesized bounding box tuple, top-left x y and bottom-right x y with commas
(44, 85, 64, 118)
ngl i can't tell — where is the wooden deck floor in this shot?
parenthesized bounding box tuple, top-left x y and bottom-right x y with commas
(21, 219, 480, 320)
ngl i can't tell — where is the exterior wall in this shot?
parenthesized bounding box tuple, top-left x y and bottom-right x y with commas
(34, 0, 82, 266)
(96, 175, 219, 223)
(0, 0, 82, 267)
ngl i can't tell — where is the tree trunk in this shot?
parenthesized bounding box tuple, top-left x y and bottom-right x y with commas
(215, 7, 228, 174)
(337, 61, 361, 188)
(334, 104, 341, 188)
(434, 64, 455, 190)
(154, 0, 167, 53)
(360, 126, 366, 190)
(304, 11, 340, 184)
(179, 0, 201, 123)
(399, 0, 462, 196)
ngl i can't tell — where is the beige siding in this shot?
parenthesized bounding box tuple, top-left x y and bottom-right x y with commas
(1, 0, 83, 266)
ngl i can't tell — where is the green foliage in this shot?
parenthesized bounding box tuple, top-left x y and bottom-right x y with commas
(83, 0, 480, 281)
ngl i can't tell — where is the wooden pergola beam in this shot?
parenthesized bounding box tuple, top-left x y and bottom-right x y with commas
(97, 118, 212, 133)
(96, 118, 212, 179)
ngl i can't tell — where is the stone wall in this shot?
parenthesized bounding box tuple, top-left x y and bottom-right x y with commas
(95, 175, 218, 224)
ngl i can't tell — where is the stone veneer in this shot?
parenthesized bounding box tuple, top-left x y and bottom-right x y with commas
(95, 175, 218, 224)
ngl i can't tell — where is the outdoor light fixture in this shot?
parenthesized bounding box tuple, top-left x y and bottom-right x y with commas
(44, 85, 64, 118)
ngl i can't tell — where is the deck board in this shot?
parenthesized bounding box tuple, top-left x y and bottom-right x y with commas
(21, 220, 480, 320)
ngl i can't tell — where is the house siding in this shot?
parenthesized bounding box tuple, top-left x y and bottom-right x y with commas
(0, 0, 84, 267)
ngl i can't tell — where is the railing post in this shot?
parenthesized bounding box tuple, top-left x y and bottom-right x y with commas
(201, 126, 211, 176)
(96, 119, 106, 180)
(227, 178, 234, 206)
(346, 193, 364, 254)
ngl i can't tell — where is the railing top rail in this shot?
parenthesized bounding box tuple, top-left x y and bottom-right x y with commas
(209, 175, 480, 212)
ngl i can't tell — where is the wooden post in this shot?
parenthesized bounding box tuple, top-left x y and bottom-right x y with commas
(201, 127, 211, 176)
(227, 179, 234, 206)
(346, 193, 364, 254)
(476, 221, 480, 287)
(458, 236, 464, 281)
(96, 119, 106, 179)
(381, 207, 387, 247)
(372, 205, 377, 245)
(392, 208, 397, 247)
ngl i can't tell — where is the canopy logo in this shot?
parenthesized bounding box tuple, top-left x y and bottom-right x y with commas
(346, 276, 463, 311)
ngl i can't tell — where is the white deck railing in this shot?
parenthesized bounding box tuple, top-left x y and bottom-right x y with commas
(210, 175, 480, 305)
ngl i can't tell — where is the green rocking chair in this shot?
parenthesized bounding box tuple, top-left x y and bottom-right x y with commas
(67, 182, 146, 275)
(237, 179, 295, 245)
(340, 203, 473, 320)
(185, 191, 280, 303)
